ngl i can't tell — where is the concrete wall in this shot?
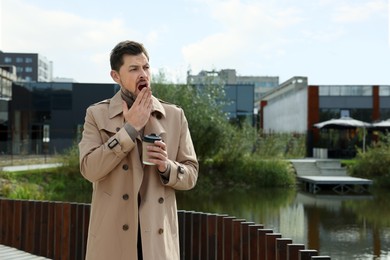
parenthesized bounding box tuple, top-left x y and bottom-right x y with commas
(263, 87, 308, 133)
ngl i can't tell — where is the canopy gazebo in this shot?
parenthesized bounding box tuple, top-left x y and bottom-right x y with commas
(313, 116, 370, 158)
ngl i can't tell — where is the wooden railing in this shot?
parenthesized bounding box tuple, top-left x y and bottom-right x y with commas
(0, 199, 331, 259)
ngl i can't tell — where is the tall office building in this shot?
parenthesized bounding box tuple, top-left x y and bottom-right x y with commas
(0, 51, 53, 82)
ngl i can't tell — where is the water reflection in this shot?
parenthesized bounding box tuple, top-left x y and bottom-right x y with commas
(177, 188, 390, 259)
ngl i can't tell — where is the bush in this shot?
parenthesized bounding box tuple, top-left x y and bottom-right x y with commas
(350, 133, 390, 187)
(153, 83, 233, 160)
(153, 82, 300, 191)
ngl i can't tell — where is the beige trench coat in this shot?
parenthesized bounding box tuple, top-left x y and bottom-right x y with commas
(78, 90, 198, 260)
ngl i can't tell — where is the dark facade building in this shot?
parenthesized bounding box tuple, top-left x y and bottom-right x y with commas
(2, 82, 118, 155)
(2, 79, 256, 155)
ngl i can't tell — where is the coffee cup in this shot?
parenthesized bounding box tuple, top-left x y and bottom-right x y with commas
(142, 134, 162, 165)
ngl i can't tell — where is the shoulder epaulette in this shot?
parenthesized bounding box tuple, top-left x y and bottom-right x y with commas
(158, 98, 181, 108)
(91, 99, 110, 106)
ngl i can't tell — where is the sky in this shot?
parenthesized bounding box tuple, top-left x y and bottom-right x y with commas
(0, 0, 389, 85)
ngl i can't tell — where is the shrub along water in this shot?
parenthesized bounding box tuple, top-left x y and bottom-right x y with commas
(348, 132, 390, 187)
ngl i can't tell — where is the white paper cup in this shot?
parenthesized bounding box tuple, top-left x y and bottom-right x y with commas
(142, 134, 161, 165)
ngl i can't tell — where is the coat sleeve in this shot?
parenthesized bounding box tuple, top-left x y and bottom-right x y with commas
(161, 109, 199, 190)
(78, 106, 136, 183)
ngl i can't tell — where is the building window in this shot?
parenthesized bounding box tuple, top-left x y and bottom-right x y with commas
(25, 57, 33, 63)
(25, 67, 33, 72)
(16, 57, 24, 63)
(4, 57, 12, 63)
(319, 85, 372, 96)
(17, 67, 24, 72)
(379, 86, 390, 96)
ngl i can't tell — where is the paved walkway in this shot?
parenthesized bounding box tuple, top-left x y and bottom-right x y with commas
(1, 163, 62, 172)
(0, 245, 51, 259)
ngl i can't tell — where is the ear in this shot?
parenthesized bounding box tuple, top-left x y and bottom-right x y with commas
(110, 70, 120, 84)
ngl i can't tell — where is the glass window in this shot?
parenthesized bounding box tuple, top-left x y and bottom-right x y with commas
(320, 85, 372, 96)
(319, 86, 329, 96)
(25, 67, 33, 72)
(329, 86, 340, 96)
(52, 83, 72, 110)
(25, 57, 33, 63)
(16, 57, 24, 63)
(380, 109, 390, 119)
(379, 86, 390, 96)
(4, 57, 12, 63)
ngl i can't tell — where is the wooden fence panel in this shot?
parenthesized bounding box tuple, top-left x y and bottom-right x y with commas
(232, 219, 244, 260)
(299, 249, 318, 260)
(39, 201, 49, 256)
(207, 214, 217, 260)
(241, 222, 254, 260)
(29, 201, 37, 253)
(81, 203, 90, 260)
(258, 228, 274, 259)
(184, 211, 194, 259)
(54, 202, 63, 260)
(266, 233, 282, 260)
(34, 201, 42, 256)
(288, 244, 305, 260)
(192, 212, 202, 259)
(0, 199, 329, 260)
(46, 201, 55, 259)
(249, 224, 264, 260)
(223, 216, 236, 260)
(178, 210, 186, 260)
(276, 238, 293, 260)
(200, 213, 209, 259)
(12, 200, 22, 249)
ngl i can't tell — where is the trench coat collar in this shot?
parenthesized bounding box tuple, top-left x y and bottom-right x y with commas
(107, 90, 167, 137)
(108, 90, 166, 120)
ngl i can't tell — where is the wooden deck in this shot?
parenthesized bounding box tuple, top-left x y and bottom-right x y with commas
(298, 175, 373, 194)
(0, 244, 50, 259)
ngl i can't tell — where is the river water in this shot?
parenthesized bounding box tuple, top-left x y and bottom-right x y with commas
(176, 187, 390, 260)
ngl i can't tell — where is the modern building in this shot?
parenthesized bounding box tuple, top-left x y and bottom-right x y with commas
(260, 76, 390, 157)
(187, 69, 279, 126)
(187, 69, 279, 101)
(0, 51, 53, 82)
(2, 81, 118, 155)
(0, 66, 17, 148)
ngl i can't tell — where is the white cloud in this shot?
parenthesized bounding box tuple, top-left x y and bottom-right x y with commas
(1, 0, 389, 85)
(332, 0, 387, 23)
(182, 0, 305, 73)
(1, 0, 135, 82)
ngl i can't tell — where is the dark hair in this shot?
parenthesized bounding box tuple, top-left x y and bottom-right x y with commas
(110, 40, 149, 71)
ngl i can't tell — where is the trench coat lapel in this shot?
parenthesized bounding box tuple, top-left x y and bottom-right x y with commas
(144, 96, 166, 138)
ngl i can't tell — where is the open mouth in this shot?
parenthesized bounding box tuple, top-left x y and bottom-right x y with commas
(138, 82, 148, 91)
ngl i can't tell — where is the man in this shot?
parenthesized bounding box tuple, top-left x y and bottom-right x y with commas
(78, 40, 198, 260)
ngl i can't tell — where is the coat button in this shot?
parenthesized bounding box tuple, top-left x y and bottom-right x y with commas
(158, 197, 164, 204)
(123, 194, 129, 200)
(158, 228, 164, 234)
(122, 224, 129, 231)
(178, 165, 184, 174)
(122, 164, 129, 171)
(116, 127, 120, 132)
